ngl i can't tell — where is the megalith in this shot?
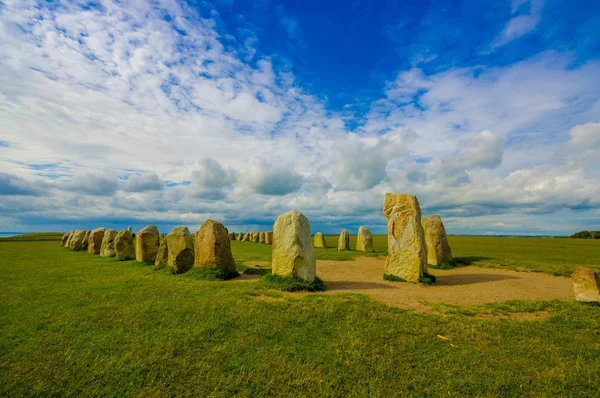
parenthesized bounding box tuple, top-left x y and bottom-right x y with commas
(572, 267, 600, 302)
(65, 231, 74, 248)
(61, 233, 69, 247)
(114, 230, 135, 260)
(237, 232, 243, 241)
(314, 232, 327, 248)
(228, 232, 236, 240)
(259, 232, 265, 243)
(242, 233, 250, 241)
(383, 193, 427, 282)
(356, 226, 374, 253)
(88, 228, 105, 254)
(265, 231, 273, 245)
(338, 229, 350, 251)
(272, 210, 316, 281)
(135, 225, 160, 263)
(194, 220, 236, 272)
(100, 229, 117, 257)
(69, 230, 86, 251)
(155, 237, 169, 266)
(81, 231, 91, 251)
(166, 226, 194, 273)
(422, 215, 453, 266)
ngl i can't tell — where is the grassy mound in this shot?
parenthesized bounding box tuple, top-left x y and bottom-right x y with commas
(383, 272, 436, 284)
(259, 274, 326, 292)
(428, 261, 456, 270)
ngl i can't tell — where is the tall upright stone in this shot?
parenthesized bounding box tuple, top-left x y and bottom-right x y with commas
(135, 225, 160, 263)
(88, 228, 105, 254)
(314, 232, 327, 248)
(242, 233, 250, 241)
(338, 229, 350, 251)
(237, 232, 243, 241)
(61, 233, 69, 247)
(422, 215, 453, 265)
(127, 226, 132, 234)
(229, 232, 236, 240)
(265, 231, 273, 245)
(572, 267, 600, 302)
(383, 193, 427, 282)
(100, 229, 117, 257)
(356, 226, 374, 253)
(272, 210, 316, 281)
(65, 231, 74, 248)
(251, 231, 260, 243)
(166, 226, 194, 273)
(194, 220, 236, 272)
(114, 230, 135, 260)
(155, 238, 169, 266)
(259, 232, 265, 243)
(69, 230, 86, 251)
(81, 231, 91, 251)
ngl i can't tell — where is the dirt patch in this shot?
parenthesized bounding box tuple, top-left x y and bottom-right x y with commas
(316, 257, 573, 312)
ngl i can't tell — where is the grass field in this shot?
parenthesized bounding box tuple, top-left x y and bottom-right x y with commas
(1, 233, 600, 396)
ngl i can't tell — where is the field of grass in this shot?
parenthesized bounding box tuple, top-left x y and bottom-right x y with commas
(1, 234, 600, 396)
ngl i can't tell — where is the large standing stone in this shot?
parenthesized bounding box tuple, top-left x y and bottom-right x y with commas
(88, 228, 105, 254)
(572, 267, 600, 302)
(194, 220, 236, 272)
(155, 238, 169, 266)
(166, 226, 195, 273)
(135, 225, 160, 263)
(383, 193, 427, 282)
(265, 231, 273, 245)
(314, 232, 327, 248)
(61, 233, 69, 247)
(81, 231, 91, 251)
(259, 232, 265, 243)
(228, 232, 236, 240)
(356, 226, 374, 253)
(252, 231, 260, 243)
(100, 229, 117, 257)
(69, 230, 86, 251)
(338, 229, 350, 251)
(422, 215, 453, 265)
(272, 210, 316, 281)
(65, 231, 74, 247)
(242, 233, 250, 241)
(237, 232, 243, 241)
(114, 230, 135, 260)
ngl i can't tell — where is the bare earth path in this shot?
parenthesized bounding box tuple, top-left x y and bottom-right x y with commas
(246, 257, 574, 312)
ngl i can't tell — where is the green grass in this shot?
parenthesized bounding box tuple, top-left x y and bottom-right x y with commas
(0, 232, 64, 242)
(259, 274, 326, 292)
(2, 236, 600, 396)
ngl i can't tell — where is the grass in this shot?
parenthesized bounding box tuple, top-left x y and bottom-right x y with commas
(259, 274, 326, 292)
(1, 234, 600, 395)
(428, 260, 457, 270)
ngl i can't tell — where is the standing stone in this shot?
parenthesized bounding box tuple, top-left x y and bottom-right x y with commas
(194, 220, 236, 272)
(135, 225, 160, 263)
(383, 193, 427, 283)
(166, 226, 195, 273)
(242, 233, 250, 241)
(572, 267, 600, 302)
(81, 231, 91, 251)
(265, 231, 273, 245)
(422, 215, 453, 265)
(61, 233, 69, 247)
(251, 231, 260, 243)
(127, 226, 132, 234)
(259, 232, 265, 243)
(100, 229, 117, 257)
(114, 230, 135, 260)
(338, 229, 350, 251)
(88, 228, 105, 254)
(314, 232, 327, 248)
(272, 210, 316, 281)
(237, 232, 243, 241)
(229, 232, 236, 240)
(65, 231, 74, 247)
(356, 226, 374, 253)
(155, 238, 169, 266)
(69, 230, 87, 251)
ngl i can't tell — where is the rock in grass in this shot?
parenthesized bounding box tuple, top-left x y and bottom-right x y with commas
(114, 230, 135, 260)
(88, 228, 105, 254)
(237, 232, 243, 241)
(252, 231, 260, 243)
(155, 237, 169, 266)
(135, 225, 160, 263)
(100, 229, 117, 257)
(314, 232, 327, 248)
(61, 233, 69, 247)
(356, 226, 374, 253)
(81, 231, 91, 251)
(383, 193, 428, 283)
(272, 210, 316, 281)
(338, 229, 350, 251)
(242, 233, 250, 241)
(65, 231, 74, 247)
(229, 232, 236, 240)
(265, 231, 273, 245)
(259, 232, 265, 243)
(422, 215, 453, 266)
(572, 267, 600, 302)
(166, 226, 194, 273)
(69, 230, 87, 251)
(194, 220, 236, 272)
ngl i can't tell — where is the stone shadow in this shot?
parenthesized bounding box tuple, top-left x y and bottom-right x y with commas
(454, 256, 493, 265)
(324, 281, 397, 291)
(436, 273, 521, 286)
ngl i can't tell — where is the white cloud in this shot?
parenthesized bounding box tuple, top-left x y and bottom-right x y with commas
(490, 0, 545, 49)
(122, 173, 164, 192)
(244, 157, 304, 196)
(190, 158, 237, 200)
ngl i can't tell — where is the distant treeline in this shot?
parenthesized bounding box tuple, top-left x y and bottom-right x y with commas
(570, 230, 600, 239)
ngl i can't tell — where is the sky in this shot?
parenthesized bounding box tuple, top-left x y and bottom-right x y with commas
(0, 0, 599, 235)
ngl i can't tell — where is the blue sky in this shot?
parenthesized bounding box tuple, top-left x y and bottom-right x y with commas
(0, 0, 599, 235)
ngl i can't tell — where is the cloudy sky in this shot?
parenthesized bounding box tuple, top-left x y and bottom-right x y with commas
(1, 0, 599, 235)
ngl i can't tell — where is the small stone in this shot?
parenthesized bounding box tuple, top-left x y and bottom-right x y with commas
(422, 215, 453, 266)
(114, 230, 135, 260)
(313, 232, 327, 248)
(572, 267, 600, 302)
(338, 229, 350, 251)
(135, 225, 160, 263)
(88, 228, 105, 254)
(194, 220, 236, 272)
(100, 229, 117, 257)
(356, 226, 374, 253)
(272, 210, 316, 281)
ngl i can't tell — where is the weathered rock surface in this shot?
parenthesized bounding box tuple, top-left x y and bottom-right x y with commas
(272, 210, 316, 281)
(242, 233, 250, 241)
(265, 232, 273, 245)
(228, 232, 236, 240)
(252, 231, 260, 243)
(572, 267, 600, 302)
(61, 233, 69, 247)
(81, 231, 90, 251)
(314, 232, 327, 248)
(422, 215, 453, 265)
(65, 231, 74, 247)
(69, 230, 86, 251)
(383, 193, 427, 282)
(88, 228, 105, 254)
(165, 226, 194, 273)
(237, 232, 243, 241)
(135, 225, 160, 263)
(100, 229, 117, 257)
(155, 237, 169, 266)
(114, 230, 135, 260)
(194, 220, 236, 272)
(338, 229, 350, 251)
(259, 232, 265, 243)
(356, 226, 374, 253)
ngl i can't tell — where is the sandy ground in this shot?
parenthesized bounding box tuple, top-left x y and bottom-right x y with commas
(245, 257, 574, 312)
